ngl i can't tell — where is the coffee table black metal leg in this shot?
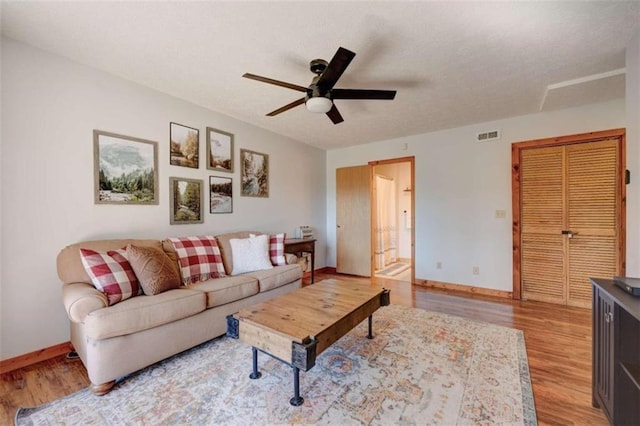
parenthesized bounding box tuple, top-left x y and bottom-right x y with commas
(250, 347, 262, 379)
(367, 315, 374, 339)
(290, 366, 304, 406)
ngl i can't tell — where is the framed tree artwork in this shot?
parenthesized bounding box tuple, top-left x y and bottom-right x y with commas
(206, 127, 234, 173)
(170, 122, 199, 169)
(240, 149, 269, 198)
(209, 176, 232, 214)
(93, 130, 158, 205)
(170, 177, 204, 224)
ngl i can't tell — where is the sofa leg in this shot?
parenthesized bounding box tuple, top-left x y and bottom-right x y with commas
(90, 380, 115, 395)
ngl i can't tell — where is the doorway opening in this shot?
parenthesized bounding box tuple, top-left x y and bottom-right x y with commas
(370, 157, 415, 283)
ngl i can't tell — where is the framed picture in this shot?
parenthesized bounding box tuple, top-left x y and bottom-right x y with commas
(240, 149, 269, 198)
(206, 127, 234, 173)
(170, 177, 204, 224)
(209, 176, 233, 214)
(170, 122, 199, 169)
(93, 130, 158, 205)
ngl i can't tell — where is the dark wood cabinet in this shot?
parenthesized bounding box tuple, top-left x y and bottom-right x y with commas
(616, 306, 640, 424)
(593, 285, 615, 419)
(591, 278, 640, 425)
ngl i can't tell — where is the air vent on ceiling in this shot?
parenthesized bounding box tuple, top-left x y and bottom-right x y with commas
(476, 130, 501, 142)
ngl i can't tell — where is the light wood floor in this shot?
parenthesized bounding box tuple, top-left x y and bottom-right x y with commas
(1, 272, 607, 425)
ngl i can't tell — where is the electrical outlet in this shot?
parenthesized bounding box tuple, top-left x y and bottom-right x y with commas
(495, 210, 506, 218)
(436, 261, 442, 269)
(473, 266, 480, 275)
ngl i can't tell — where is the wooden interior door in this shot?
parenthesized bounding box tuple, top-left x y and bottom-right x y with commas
(516, 132, 624, 308)
(520, 146, 565, 305)
(566, 140, 619, 307)
(336, 165, 371, 276)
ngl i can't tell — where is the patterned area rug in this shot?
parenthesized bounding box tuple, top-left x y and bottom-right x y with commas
(16, 305, 536, 425)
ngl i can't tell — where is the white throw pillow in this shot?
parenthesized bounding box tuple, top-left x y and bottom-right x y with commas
(230, 234, 274, 275)
(251, 233, 286, 266)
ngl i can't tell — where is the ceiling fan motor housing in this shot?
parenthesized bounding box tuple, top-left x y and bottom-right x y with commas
(308, 59, 332, 102)
(309, 59, 328, 75)
(306, 83, 331, 100)
(306, 65, 333, 112)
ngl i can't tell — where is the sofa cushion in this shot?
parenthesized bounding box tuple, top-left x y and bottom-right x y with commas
(168, 236, 226, 284)
(244, 264, 303, 292)
(215, 231, 263, 275)
(80, 248, 141, 305)
(230, 234, 273, 275)
(84, 288, 206, 340)
(127, 244, 181, 295)
(186, 275, 259, 308)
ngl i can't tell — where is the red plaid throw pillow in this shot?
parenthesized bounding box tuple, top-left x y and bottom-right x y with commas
(269, 233, 286, 266)
(168, 236, 226, 284)
(80, 248, 141, 305)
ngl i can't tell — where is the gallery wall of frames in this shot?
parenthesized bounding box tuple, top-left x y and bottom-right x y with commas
(93, 123, 270, 224)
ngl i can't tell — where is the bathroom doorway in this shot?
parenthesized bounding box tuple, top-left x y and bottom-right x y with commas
(370, 157, 414, 283)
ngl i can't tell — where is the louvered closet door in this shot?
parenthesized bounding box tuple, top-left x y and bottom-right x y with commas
(521, 146, 565, 305)
(566, 140, 618, 308)
(520, 139, 620, 307)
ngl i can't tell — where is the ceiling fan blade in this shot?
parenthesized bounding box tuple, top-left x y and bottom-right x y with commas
(266, 97, 306, 116)
(316, 47, 356, 90)
(326, 104, 344, 124)
(243, 73, 306, 92)
(332, 89, 397, 100)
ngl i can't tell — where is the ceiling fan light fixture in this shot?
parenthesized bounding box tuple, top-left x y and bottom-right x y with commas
(244, 46, 396, 124)
(306, 97, 333, 113)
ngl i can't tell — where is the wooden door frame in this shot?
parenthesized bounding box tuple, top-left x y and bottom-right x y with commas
(511, 128, 626, 300)
(368, 156, 416, 283)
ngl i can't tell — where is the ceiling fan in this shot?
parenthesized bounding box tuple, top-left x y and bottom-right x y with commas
(243, 47, 396, 124)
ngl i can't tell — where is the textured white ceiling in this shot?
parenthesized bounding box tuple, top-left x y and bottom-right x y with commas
(2, 1, 639, 150)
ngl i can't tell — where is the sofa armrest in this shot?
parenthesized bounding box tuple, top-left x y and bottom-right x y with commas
(62, 283, 108, 323)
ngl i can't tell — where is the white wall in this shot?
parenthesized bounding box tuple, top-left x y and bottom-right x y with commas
(327, 99, 626, 292)
(0, 38, 326, 360)
(626, 30, 640, 276)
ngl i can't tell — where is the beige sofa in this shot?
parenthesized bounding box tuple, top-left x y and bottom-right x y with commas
(58, 231, 302, 395)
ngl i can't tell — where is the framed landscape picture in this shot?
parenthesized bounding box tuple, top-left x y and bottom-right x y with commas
(170, 177, 204, 224)
(240, 149, 269, 198)
(209, 176, 232, 214)
(93, 130, 158, 205)
(206, 127, 233, 173)
(170, 122, 199, 169)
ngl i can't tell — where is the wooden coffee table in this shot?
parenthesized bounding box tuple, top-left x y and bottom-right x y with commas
(226, 279, 390, 406)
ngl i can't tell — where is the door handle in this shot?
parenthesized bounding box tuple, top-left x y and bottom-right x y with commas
(561, 230, 576, 239)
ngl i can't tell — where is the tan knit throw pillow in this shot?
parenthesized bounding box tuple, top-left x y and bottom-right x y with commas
(127, 244, 181, 295)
